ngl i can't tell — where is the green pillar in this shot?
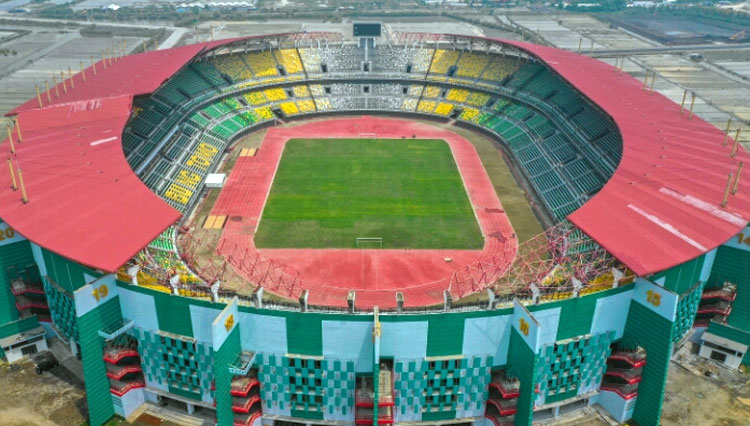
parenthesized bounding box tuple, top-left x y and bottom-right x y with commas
(622, 278, 678, 426)
(213, 298, 241, 426)
(75, 275, 123, 426)
(509, 300, 542, 426)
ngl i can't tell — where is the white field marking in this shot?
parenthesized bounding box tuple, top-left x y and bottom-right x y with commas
(627, 204, 707, 251)
(659, 187, 746, 227)
(90, 136, 118, 147)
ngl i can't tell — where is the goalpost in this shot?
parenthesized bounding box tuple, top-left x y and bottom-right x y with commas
(356, 237, 383, 248)
(358, 132, 377, 139)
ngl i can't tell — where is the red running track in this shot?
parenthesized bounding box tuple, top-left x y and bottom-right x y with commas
(210, 116, 517, 308)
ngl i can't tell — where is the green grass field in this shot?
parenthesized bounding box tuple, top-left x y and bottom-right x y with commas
(254, 138, 484, 249)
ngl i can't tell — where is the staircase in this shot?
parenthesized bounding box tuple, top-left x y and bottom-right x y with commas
(103, 340, 145, 397)
(355, 367, 394, 425)
(694, 281, 737, 327)
(485, 370, 518, 426)
(600, 346, 645, 400)
(231, 368, 261, 426)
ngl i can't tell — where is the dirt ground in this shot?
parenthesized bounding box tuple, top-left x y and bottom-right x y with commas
(662, 359, 750, 426)
(0, 358, 88, 426)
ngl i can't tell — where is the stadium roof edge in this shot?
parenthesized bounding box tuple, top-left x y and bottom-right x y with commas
(500, 39, 750, 275)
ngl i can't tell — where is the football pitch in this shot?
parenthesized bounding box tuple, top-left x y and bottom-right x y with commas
(254, 138, 484, 249)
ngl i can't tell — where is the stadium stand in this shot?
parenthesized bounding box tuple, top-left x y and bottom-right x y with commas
(480, 55, 522, 83)
(297, 99, 316, 113)
(213, 54, 253, 82)
(292, 85, 310, 98)
(456, 52, 490, 78)
(274, 49, 305, 75)
(446, 89, 470, 103)
(429, 49, 460, 74)
(245, 51, 279, 77)
(119, 43, 622, 223)
(191, 61, 227, 86)
(263, 88, 287, 102)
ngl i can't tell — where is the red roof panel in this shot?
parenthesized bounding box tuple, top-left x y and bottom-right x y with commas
(0, 96, 181, 272)
(503, 40, 750, 275)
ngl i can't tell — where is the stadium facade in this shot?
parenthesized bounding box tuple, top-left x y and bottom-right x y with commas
(1, 30, 750, 426)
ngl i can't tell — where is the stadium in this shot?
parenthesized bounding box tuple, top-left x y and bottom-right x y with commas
(1, 23, 750, 426)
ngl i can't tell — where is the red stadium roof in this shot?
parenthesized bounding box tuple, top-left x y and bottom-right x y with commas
(0, 39, 248, 272)
(0, 35, 748, 276)
(0, 96, 180, 272)
(503, 40, 750, 275)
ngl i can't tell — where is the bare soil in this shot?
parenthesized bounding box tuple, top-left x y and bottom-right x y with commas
(0, 359, 87, 426)
(662, 359, 750, 426)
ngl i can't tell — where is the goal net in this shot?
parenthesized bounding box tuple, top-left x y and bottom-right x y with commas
(356, 237, 383, 248)
(358, 133, 377, 139)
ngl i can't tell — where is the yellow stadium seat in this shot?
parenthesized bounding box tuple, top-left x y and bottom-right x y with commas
(401, 98, 417, 111)
(417, 100, 437, 113)
(244, 91, 267, 105)
(264, 88, 287, 102)
(297, 100, 315, 113)
(164, 183, 193, 205)
(292, 85, 310, 97)
(176, 169, 202, 189)
(456, 52, 490, 78)
(434, 103, 454, 116)
(460, 108, 480, 123)
(315, 98, 332, 111)
(429, 49, 460, 74)
(466, 92, 490, 106)
(423, 86, 440, 98)
(407, 85, 424, 97)
(245, 51, 279, 77)
(481, 56, 522, 82)
(446, 89, 469, 103)
(275, 49, 304, 74)
(213, 55, 253, 82)
(280, 102, 299, 116)
(255, 107, 274, 120)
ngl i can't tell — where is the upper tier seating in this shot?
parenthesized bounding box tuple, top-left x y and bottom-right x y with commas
(480, 56, 522, 83)
(213, 54, 253, 82)
(191, 61, 227, 86)
(456, 52, 490, 79)
(245, 51, 279, 77)
(274, 49, 305, 74)
(429, 49, 460, 74)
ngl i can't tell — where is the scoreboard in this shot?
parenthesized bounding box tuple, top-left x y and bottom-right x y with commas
(353, 23, 382, 37)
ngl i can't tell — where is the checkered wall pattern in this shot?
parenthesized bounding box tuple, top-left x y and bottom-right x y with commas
(133, 327, 214, 401)
(672, 283, 704, 343)
(535, 331, 614, 405)
(256, 353, 356, 417)
(43, 278, 78, 341)
(394, 355, 492, 419)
